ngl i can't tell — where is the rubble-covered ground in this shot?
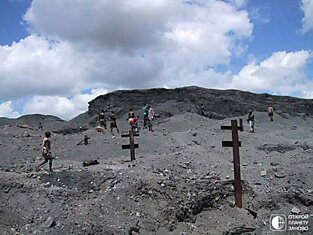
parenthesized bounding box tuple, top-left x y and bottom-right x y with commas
(0, 112, 312, 234)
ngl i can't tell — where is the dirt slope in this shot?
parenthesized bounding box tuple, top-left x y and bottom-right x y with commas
(1, 111, 312, 234)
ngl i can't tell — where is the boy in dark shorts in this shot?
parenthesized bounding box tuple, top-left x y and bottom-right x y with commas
(99, 110, 107, 128)
(268, 103, 274, 121)
(36, 131, 53, 172)
(109, 111, 119, 135)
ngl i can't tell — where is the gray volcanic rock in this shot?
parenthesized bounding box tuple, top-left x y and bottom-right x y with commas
(17, 114, 64, 126)
(1, 86, 313, 234)
(0, 114, 65, 131)
(0, 117, 14, 126)
(87, 86, 313, 120)
(1, 110, 313, 234)
(3, 86, 313, 134)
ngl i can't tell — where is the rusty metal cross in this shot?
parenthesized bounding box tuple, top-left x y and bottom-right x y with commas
(122, 130, 139, 161)
(221, 118, 243, 208)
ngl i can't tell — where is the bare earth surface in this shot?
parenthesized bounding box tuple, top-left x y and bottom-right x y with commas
(0, 112, 312, 234)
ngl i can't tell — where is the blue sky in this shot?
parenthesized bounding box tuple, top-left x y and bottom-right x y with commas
(247, 0, 312, 56)
(0, 0, 31, 45)
(0, 0, 312, 120)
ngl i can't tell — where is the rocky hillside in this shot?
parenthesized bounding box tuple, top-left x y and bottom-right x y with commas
(0, 114, 65, 130)
(1, 87, 313, 234)
(2, 86, 313, 133)
(87, 86, 313, 118)
(1, 112, 313, 234)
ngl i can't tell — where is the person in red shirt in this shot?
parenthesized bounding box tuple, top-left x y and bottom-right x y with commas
(128, 108, 138, 132)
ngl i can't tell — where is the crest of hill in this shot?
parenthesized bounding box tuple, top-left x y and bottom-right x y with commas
(2, 86, 312, 132)
(83, 86, 313, 121)
(0, 114, 65, 129)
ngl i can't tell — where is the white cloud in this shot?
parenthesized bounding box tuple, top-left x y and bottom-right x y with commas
(249, 7, 270, 24)
(24, 0, 179, 51)
(23, 88, 107, 120)
(0, 101, 20, 118)
(0, 0, 253, 100)
(231, 51, 313, 96)
(160, 65, 233, 89)
(301, 90, 313, 99)
(301, 0, 313, 33)
(1, 0, 312, 120)
(1, 0, 255, 118)
(225, 0, 247, 9)
(162, 0, 252, 67)
(0, 35, 93, 100)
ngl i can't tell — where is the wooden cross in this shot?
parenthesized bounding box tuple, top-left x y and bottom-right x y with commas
(121, 130, 139, 161)
(76, 135, 90, 145)
(221, 118, 243, 208)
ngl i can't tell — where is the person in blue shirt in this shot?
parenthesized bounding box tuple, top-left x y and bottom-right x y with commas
(143, 104, 148, 129)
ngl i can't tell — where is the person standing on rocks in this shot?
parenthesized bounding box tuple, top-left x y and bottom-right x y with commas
(148, 105, 155, 131)
(247, 110, 255, 133)
(200, 103, 205, 116)
(129, 108, 135, 119)
(36, 131, 53, 172)
(143, 104, 148, 129)
(109, 111, 119, 135)
(268, 103, 274, 121)
(99, 110, 107, 129)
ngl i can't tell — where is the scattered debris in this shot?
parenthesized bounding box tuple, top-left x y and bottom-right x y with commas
(43, 182, 51, 188)
(128, 226, 140, 235)
(257, 144, 296, 154)
(245, 208, 258, 219)
(44, 216, 56, 228)
(14, 132, 40, 138)
(83, 160, 100, 167)
(54, 126, 88, 135)
(270, 162, 279, 166)
(95, 126, 105, 133)
(274, 171, 286, 178)
(16, 124, 35, 130)
(290, 125, 297, 130)
(260, 171, 267, 177)
(224, 226, 256, 235)
(76, 135, 90, 145)
(291, 207, 301, 214)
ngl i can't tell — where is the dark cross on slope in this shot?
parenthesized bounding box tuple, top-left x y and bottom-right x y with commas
(76, 135, 90, 145)
(221, 118, 243, 208)
(122, 130, 139, 161)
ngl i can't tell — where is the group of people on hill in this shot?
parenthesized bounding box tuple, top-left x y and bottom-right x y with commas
(98, 104, 155, 134)
(99, 110, 119, 134)
(127, 104, 155, 131)
(247, 103, 274, 133)
(142, 104, 155, 131)
(35, 102, 274, 172)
